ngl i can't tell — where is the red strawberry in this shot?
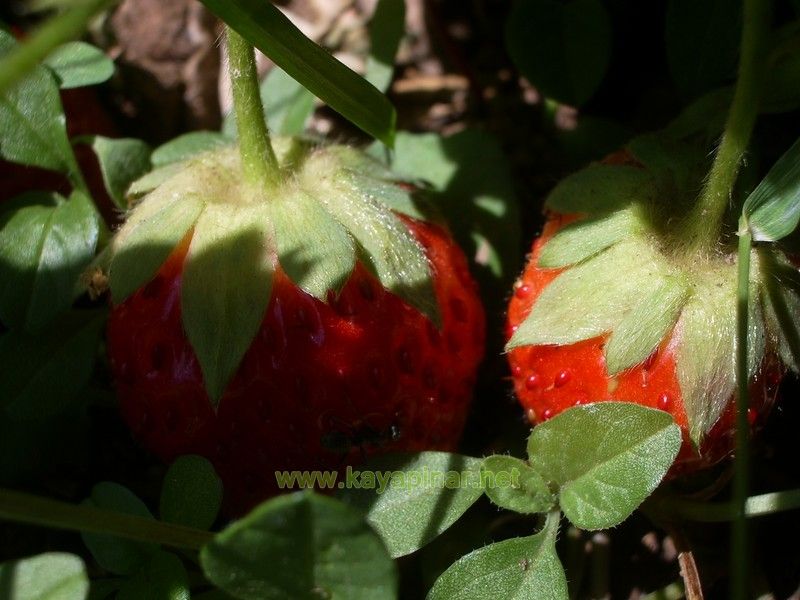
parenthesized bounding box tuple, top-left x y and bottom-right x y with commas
(102, 141, 485, 514)
(506, 145, 788, 473)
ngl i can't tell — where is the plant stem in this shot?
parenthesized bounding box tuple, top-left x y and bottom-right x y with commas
(733, 220, 753, 600)
(0, 0, 118, 95)
(682, 0, 769, 254)
(226, 26, 281, 193)
(648, 488, 800, 522)
(0, 489, 212, 550)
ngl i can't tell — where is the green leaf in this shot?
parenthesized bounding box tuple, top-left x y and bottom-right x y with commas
(81, 482, 158, 576)
(43, 41, 114, 89)
(544, 164, 657, 215)
(199, 0, 396, 145)
(223, 67, 316, 138)
(200, 491, 397, 600)
(108, 169, 206, 303)
(0, 309, 105, 420)
(760, 249, 800, 372)
(665, 0, 741, 99)
(744, 136, 800, 242)
(160, 455, 223, 531)
(674, 269, 765, 446)
(181, 203, 273, 403)
(0, 31, 79, 177)
(427, 512, 567, 600)
(0, 553, 89, 600)
(366, 0, 406, 93)
(338, 452, 484, 558)
(306, 154, 439, 325)
(151, 132, 232, 167)
(505, 0, 611, 106)
(116, 552, 189, 600)
(373, 129, 521, 282)
(538, 208, 644, 268)
(604, 276, 690, 375)
(270, 189, 355, 300)
(0, 191, 99, 331)
(481, 455, 555, 515)
(127, 162, 187, 198)
(507, 239, 674, 349)
(528, 403, 681, 530)
(86, 137, 152, 210)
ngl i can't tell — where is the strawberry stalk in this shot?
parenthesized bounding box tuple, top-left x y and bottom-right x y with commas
(683, 0, 769, 255)
(226, 26, 282, 194)
(0, 488, 211, 550)
(734, 218, 753, 600)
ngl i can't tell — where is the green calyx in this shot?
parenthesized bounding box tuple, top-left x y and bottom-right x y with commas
(100, 139, 440, 405)
(507, 131, 786, 448)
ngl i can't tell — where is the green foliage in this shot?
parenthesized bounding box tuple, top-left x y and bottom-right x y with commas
(528, 403, 681, 530)
(116, 552, 190, 600)
(505, 0, 611, 106)
(0, 553, 89, 600)
(160, 456, 223, 531)
(43, 41, 114, 89)
(481, 455, 555, 515)
(81, 483, 158, 576)
(665, 0, 741, 99)
(0, 309, 105, 420)
(744, 136, 800, 241)
(199, 0, 396, 145)
(339, 452, 485, 558)
(201, 492, 397, 600)
(151, 132, 231, 167)
(365, 0, 406, 93)
(85, 137, 152, 209)
(0, 31, 80, 181)
(427, 512, 567, 600)
(0, 191, 99, 331)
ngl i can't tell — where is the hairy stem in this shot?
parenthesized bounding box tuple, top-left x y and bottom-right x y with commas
(682, 0, 769, 254)
(0, 489, 212, 550)
(226, 26, 281, 193)
(733, 221, 753, 600)
(0, 0, 118, 95)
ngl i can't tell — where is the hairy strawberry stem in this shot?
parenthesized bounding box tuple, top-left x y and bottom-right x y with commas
(682, 0, 769, 255)
(226, 26, 281, 193)
(0, 488, 212, 550)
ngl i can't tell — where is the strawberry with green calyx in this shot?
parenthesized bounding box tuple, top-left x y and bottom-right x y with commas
(506, 135, 792, 473)
(99, 29, 484, 514)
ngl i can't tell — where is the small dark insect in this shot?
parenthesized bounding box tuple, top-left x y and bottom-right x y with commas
(320, 414, 402, 459)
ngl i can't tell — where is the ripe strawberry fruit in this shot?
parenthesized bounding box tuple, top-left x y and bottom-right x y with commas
(101, 140, 485, 513)
(506, 142, 791, 472)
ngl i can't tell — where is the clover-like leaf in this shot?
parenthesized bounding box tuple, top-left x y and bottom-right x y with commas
(81, 482, 158, 576)
(507, 239, 674, 349)
(0, 553, 89, 600)
(160, 455, 223, 531)
(481, 455, 555, 515)
(427, 511, 566, 600)
(339, 452, 484, 558)
(86, 136, 152, 209)
(181, 203, 274, 403)
(0, 191, 99, 331)
(43, 41, 114, 89)
(528, 403, 681, 530)
(201, 492, 397, 600)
